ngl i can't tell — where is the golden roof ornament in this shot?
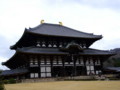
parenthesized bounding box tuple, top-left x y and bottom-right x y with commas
(41, 20, 44, 24)
(59, 22, 63, 25)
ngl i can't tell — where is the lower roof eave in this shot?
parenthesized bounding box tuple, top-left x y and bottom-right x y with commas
(1, 72, 28, 77)
(80, 54, 115, 56)
(19, 51, 114, 56)
(20, 51, 68, 55)
(0, 68, 29, 77)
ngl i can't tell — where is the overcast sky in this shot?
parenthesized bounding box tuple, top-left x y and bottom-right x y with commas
(0, 0, 120, 70)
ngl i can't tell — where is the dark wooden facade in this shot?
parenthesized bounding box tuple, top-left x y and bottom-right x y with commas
(1, 23, 114, 79)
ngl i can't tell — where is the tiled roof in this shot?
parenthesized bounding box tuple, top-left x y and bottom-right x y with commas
(104, 67, 120, 72)
(27, 23, 102, 39)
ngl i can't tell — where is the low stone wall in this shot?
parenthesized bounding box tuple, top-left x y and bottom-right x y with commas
(21, 74, 119, 83)
(21, 78, 56, 83)
(63, 76, 95, 80)
(21, 76, 96, 83)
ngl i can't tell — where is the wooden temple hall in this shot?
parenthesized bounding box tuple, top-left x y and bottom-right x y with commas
(1, 21, 115, 79)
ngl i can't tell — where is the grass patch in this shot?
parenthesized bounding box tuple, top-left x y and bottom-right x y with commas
(5, 81, 120, 90)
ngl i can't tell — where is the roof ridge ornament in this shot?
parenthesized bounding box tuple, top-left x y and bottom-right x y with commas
(59, 22, 63, 25)
(41, 20, 44, 24)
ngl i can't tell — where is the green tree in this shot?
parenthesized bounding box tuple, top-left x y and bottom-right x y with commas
(105, 58, 120, 67)
(0, 70, 2, 74)
(113, 58, 120, 67)
(0, 78, 5, 90)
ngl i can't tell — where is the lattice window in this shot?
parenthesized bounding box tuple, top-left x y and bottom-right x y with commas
(41, 67, 46, 72)
(58, 56, 62, 64)
(46, 73, 51, 77)
(36, 40, 41, 47)
(70, 62, 73, 64)
(79, 43, 82, 48)
(30, 73, 34, 78)
(30, 73, 39, 78)
(90, 58, 93, 65)
(30, 57, 38, 65)
(41, 73, 46, 77)
(40, 66, 51, 77)
(86, 58, 93, 65)
(71, 55, 74, 61)
(40, 57, 45, 65)
(86, 65, 95, 75)
(34, 60, 38, 65)
(30, 58, 33, 65)
(65, 62, 69, 64)
(83, 43, 86, 48)
(59, 42, 62, 47)
(35, 73, 39, 78)
(53, 56, 57, 64)
(42, 41, 46, 47)
(76, 57, 79, 64)
(96, 70, 101, 75)
(95, 58, 101, 65)
(80, 57, 84, 64)
(48, 41, 52, 47)
(53, 41, 57, 47)
(46, 67, 51, 72)
(46, 57, 50, 64)
(34, 57, 38, 65)
(63, 42, 67, 46)
(86, 60, 89, 65)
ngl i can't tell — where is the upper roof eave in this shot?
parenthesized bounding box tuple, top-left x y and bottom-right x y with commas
(10, 23, 102, 49)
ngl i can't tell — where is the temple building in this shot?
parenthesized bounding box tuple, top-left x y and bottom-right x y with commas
(1, 22, 115, 79)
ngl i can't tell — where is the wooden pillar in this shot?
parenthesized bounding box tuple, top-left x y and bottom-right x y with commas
(50, 56, 53, 77)
(93, 56, 96, 75)
(38, 55, 41, 78)
(84, 56, 87, 75)
(62, 55, 65, 77)
(73, 54, 77, 76)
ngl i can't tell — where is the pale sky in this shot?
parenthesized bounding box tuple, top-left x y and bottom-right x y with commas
(0, 0, 120, 70)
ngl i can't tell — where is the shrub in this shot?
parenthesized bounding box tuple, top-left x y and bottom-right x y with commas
(8, 78, 16, 84)
(2, 78, 16, 84)
(0, 84, 4, 90)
